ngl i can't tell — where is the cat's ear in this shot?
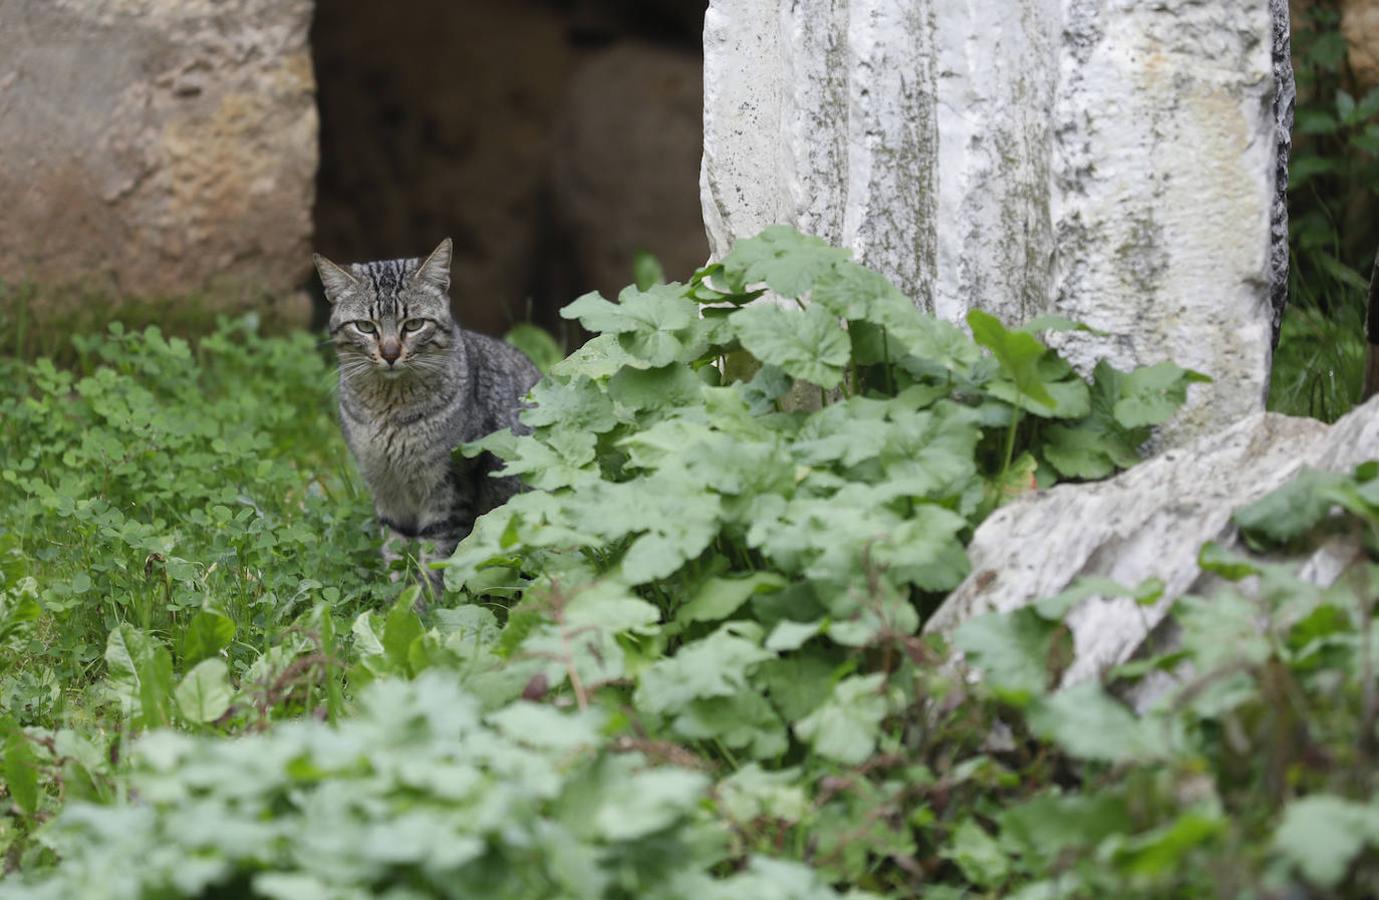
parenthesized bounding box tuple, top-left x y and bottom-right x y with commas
(411, 238, 452, 294)
(313, 253, 357, 304)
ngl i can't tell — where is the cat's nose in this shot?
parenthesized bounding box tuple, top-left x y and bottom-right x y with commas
(380, 339, 402, 364)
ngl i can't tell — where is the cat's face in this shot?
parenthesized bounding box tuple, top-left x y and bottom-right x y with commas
(315, 239, 455, 378)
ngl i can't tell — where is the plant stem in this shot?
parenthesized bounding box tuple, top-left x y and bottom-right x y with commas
(1001, 406, 1022, 480)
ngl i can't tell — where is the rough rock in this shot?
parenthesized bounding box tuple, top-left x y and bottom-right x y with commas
(547, 42, 708, 305)
(1344, 0, 1379, 88)
(700, 0, 1286, 446)
(924, 395, 1379, 687)
(1273, 0, 1296, 341)
(0, 0, 316, 314)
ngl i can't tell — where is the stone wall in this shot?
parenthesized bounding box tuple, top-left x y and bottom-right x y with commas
(1345, 0, 1379, 87)
(701, 0, 1293, 445)
(0, 0, 709, 335)
(0, 0, 317, 320)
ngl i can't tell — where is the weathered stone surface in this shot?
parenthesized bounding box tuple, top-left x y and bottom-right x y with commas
(701, 0, 1286, 446)
(1273, 0, 1296, 341)
(1343, 0, 1379, 88)
(0, 0, 317, 311)
(924, 396, 1379, 687)
(700, 0, 940, 310)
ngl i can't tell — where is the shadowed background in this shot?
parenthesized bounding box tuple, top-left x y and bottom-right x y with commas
(311, 0, 710, 338)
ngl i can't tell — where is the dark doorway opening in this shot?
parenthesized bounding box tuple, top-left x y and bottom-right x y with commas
(310, 0, 709, 342)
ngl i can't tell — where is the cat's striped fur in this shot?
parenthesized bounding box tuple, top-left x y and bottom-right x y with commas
(314, 239, 540, 599)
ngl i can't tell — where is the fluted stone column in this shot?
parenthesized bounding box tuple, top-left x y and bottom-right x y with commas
(700, 0, 1294, 444)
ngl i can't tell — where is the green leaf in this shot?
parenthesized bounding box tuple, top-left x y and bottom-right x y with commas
(793, 397, 894, 468)
(522, 587, 649, 692)
(504, 323, 564, 374)
(174, 658, 234, 723)
(968, 309, 1055, 409)
(520, 376, 619, 433)
(729, 303, 851, 389)
(1196, 542, 1260, 581)
(560, 475, 722, 585)
(634, 622, 774, 715)
(875, 403, 982, 500)
(607, 363, 704, 413)
(594, 766, 709, 841)
(0, 715, 39, 815)
(1289, 154, 1341, 188)
(954, 608, 1055, 706)
(946, 819, 1010, 888)
(716, 763, 809, 824)
(633, 251, 666, 291)
(550, 333, 640, 379)
(881, 312, 983, 373)
(383, 596, 424, 673)
(811, 259, 912, 321)
(765, 618, 822, 652)
(720, 225, 852, 297)
(1042, 424, 1119, 480)
(1033, 576, 1165, 621)
(1107, 808, 1224, 879)
(860, 502, 972, 593)
(1112, 362, 1211, 428)
(1175, 592, 1271, 672)
(676, 573, 787, 627)
(1317, 252, 1372, 292)
(182, 610, 236, 666)
(434, 605, 502, 647)
(561, 581, 661, 633)
(105, 624, 174, 728)
(1041, 361, 1148, 478)
(489, 701, 605, 752)
(492, 428, 599, 490)
(999, 791, 1130, 870)
(757, 652, 839, 721)
(1274, 795, 1379, 888)
(1338, 88, 1357, 124)
(1233, 467, 1348, 544)
(351, 611, 386, 657)
(560, 284, 705, 367)
(1028, 681, 1175, 763)
(671, 691, 788, 759)
(793, 673, 889, 765)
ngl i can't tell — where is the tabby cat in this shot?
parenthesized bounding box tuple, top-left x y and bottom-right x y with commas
(313, 239, 540, 598)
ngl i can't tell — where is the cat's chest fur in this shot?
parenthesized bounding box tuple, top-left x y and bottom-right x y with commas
(340, 395, 462, 523)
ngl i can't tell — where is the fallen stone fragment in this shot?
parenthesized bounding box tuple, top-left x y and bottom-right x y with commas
(925, 397, 1379, 686)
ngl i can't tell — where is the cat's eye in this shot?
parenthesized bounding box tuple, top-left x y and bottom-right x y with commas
(353, 321, 377, 335)
(402, 319, 427, 333)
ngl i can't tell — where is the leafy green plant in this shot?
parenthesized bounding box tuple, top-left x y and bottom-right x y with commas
(0, 673, 848, 900)
(1271, 3, 1379, 420)
(7, 223, 1379, 899)
(945, 461, 1379, 896)
(0, 318, 389, 733)
(408, 226, 1202, 891)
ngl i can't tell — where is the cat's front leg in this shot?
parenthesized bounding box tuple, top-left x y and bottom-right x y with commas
(413, 510, 475, 607)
